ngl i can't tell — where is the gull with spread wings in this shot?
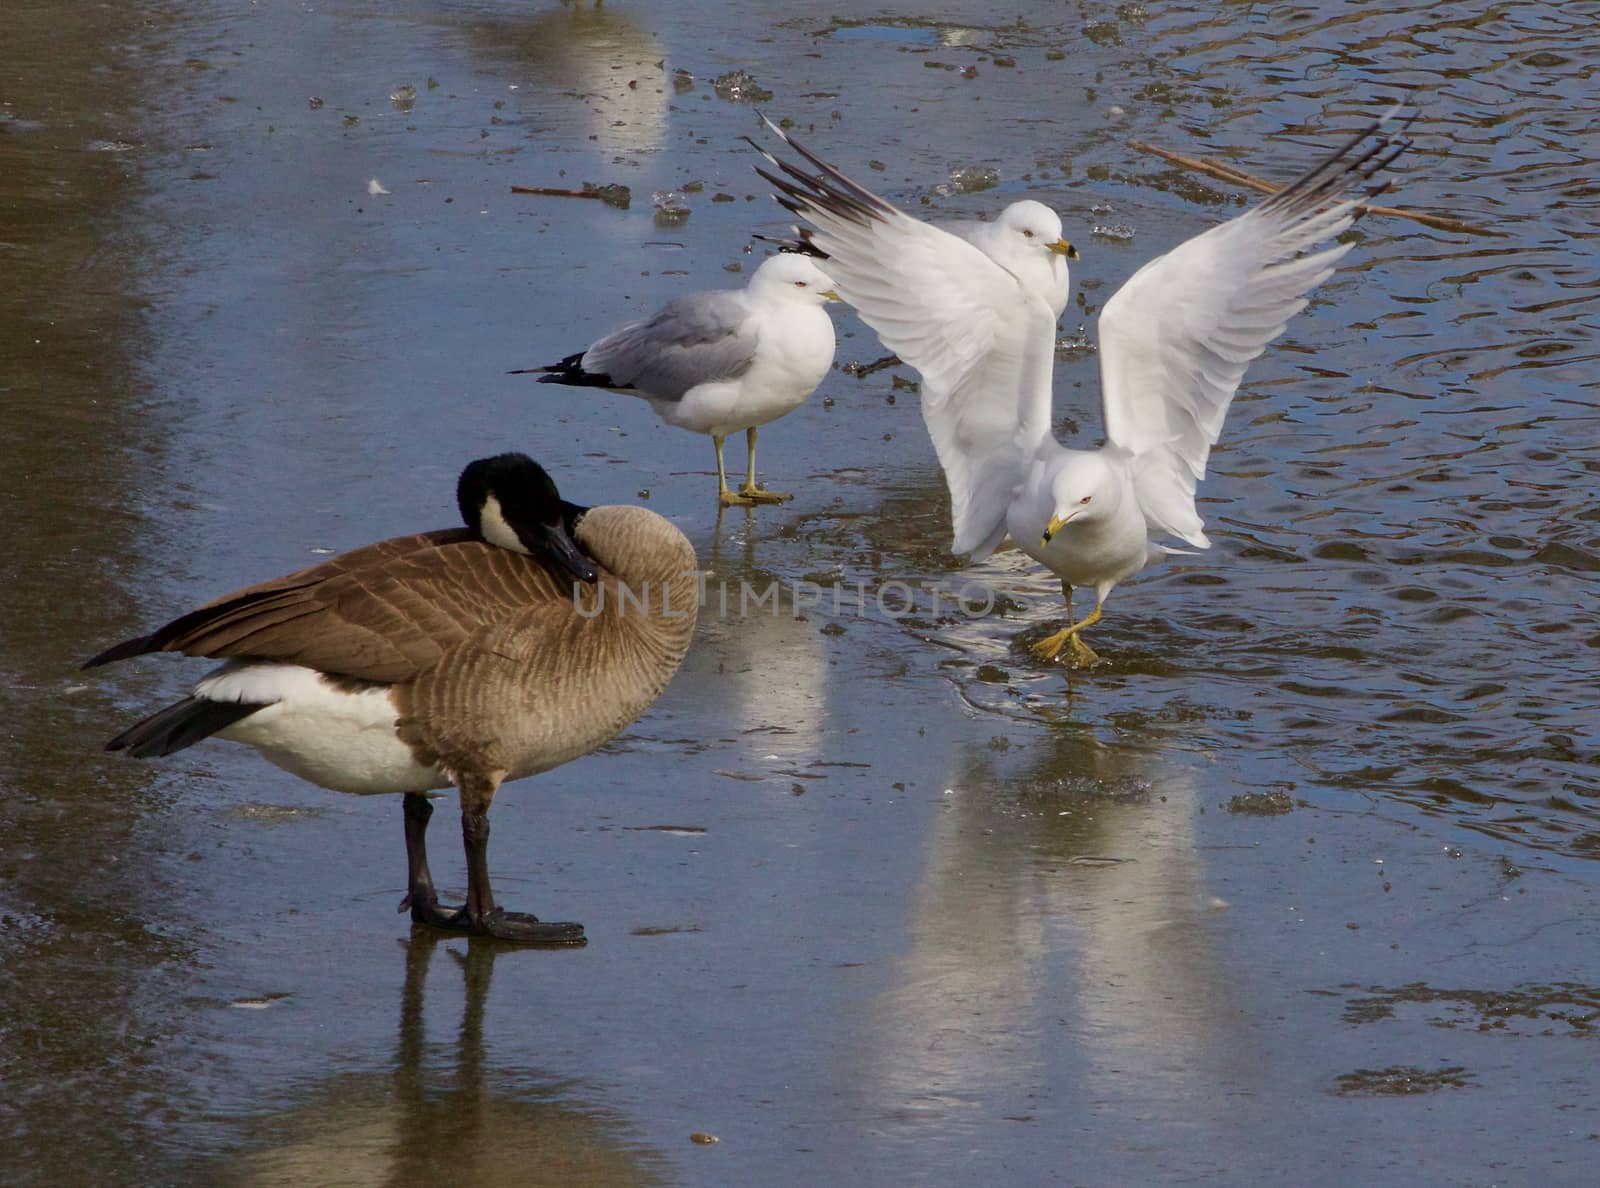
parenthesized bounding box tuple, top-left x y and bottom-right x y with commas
(760, 197, 1079, 324)
(753, 109, 1412, 665)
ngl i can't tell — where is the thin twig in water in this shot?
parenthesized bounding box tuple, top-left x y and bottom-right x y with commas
(510, 182, 631, 209)
(1127, 140, 1497, 237)
(511, 185, 597, 199)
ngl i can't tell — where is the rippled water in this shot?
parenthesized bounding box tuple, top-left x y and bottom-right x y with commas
(1121, 0, 1600, 855)
(793, 0, 1600, 862)
(4, 0, 1599, 1184)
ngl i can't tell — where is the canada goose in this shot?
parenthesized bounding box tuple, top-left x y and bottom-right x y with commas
(755, 108, 1411, 664)
(87, 454, 698, 944)
(515, 252, 840, 507)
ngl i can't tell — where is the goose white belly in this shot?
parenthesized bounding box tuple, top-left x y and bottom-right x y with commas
(197, 662, 448, 795)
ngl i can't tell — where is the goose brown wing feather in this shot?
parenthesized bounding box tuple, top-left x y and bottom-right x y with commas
(87, 529, 589, 685)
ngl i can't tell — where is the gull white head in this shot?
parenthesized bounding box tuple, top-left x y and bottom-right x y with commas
(974, 201, 1075, 319)
(1040, 453, 1120, 545)
(994, 200, 1078, 263)
(749, 252, 842, 306)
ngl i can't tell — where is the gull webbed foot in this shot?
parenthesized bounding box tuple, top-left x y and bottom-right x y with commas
(1028, 623, 1101, 668)
(737, 484, 793, 505)
(1030, 626, 1070, 662)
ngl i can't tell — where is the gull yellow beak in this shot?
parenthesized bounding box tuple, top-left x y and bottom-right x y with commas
(1048, 239, 1079, 260)
(820, 288, 843, 302)
(1040, 512, 1072, 546)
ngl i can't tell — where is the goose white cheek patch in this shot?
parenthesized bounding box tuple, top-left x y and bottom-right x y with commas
(477, 493, 530, 554)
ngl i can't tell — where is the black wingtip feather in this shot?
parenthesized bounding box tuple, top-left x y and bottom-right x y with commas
(525, 351, 624, 390)
(1258, 106, 1415, 221)
(749, 118, 902, 234)
(106, 697, 268, 758)
(751, 230, 830, 260)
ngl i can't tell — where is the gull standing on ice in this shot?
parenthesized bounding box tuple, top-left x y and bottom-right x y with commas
(754, 109, 1412, 665)
(520, 253, 840, 508)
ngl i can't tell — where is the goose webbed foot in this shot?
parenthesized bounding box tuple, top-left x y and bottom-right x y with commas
(476, 909, 587, 946)
(403, 890, 586, 945)
(400, 884, 465, 927)
(454, 807, 587, 946)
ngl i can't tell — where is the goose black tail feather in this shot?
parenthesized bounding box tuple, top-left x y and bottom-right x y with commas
(84, 632, 161, 669)
(106, 697, 268, 758)
(510, 351, 626, 388)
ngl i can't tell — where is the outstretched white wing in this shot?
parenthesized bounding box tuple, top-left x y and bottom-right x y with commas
(1098, 108, 1412, 548)
(753, 122, 1058, 560)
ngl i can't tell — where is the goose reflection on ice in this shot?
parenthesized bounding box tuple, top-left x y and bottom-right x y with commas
(234, 934, 662, 1187)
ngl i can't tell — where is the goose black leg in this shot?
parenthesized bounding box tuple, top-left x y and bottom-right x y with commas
(397, 792, 465, 928)
(460, 809, 586, 946)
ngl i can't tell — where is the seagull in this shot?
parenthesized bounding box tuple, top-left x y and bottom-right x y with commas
(519, 252, 840, 508)
(753, 108, 1412, 665)
(949, 201, 1078, 322)
(763, 198, 1078, 321)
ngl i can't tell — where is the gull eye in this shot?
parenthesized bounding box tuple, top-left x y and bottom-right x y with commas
(794, 280, 807, 288)
(1080, 495, 1092, 504)
(1022, 229, 1035, 238)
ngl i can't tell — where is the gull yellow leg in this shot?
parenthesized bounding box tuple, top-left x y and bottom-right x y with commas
(716, 434, 754, 507)
(738, 426, 793, 504)
(1030, 587, 1103, 666)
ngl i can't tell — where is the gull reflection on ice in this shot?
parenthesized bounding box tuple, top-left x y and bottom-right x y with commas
(846, 730, 1248, 1126)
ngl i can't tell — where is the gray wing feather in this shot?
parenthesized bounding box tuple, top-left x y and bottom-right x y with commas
(583, 290, 759, 401)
